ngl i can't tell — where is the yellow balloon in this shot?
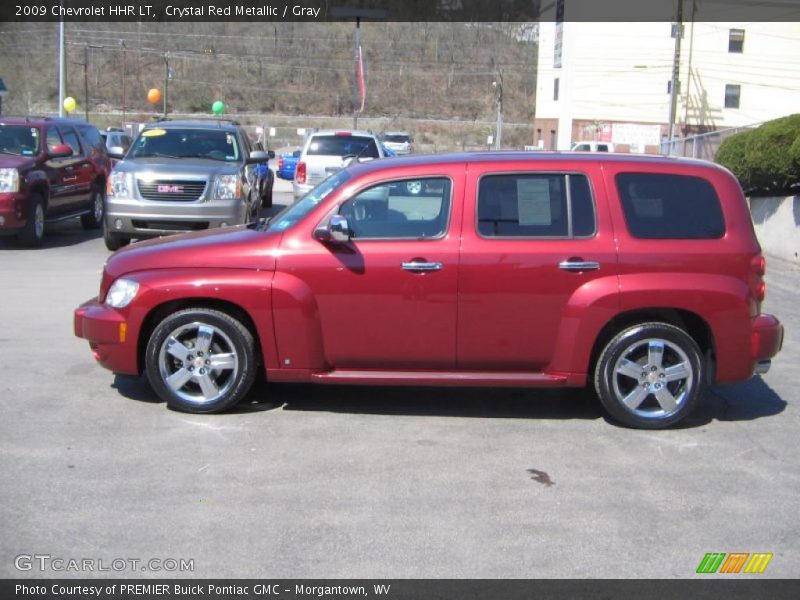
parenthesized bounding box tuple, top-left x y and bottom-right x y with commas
(63, 97, 77, 113)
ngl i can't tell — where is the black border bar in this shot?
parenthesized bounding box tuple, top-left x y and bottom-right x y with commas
(5, 0, 800, 23)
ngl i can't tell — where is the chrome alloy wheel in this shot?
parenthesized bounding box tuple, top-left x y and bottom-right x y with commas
(611, 338, 693, 420)
(157, 322, 239, 406)
(406, 180, 423, 195)
(34, 203, 45, 240)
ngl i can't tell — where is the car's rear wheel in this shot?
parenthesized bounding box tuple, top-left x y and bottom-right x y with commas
(406, 181, 423, 195)
(145, 308, 257, 413)
(80, 184, 104, 229)
(103, 224, 130, 251)
(19, 193, 45, 247)
(594, 322, 705, 429)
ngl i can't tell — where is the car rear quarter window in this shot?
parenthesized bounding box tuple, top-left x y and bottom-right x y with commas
(616, 173, 725, 239)
(477, 173, 596, 238)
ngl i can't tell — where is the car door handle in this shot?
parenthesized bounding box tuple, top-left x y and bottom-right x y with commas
(401, 261, 443, 272)
(558, 259, 600, 272)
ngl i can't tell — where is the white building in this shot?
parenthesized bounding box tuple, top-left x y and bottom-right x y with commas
(533, 20, 800, 153)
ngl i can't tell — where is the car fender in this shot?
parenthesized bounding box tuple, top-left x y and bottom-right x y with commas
(125, 268, 277, 373)
(269, 271, 328, 370)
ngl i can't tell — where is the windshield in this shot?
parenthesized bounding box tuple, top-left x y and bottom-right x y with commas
(306, 135, 379, 158)
(264, 170, 352, 233)
(0, 125, 41, 156)
(384, 134, 410, 143)
(130, 128, 240, 161)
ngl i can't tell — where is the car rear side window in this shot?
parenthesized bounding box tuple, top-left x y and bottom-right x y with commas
(616, 173, 725, 239)
(477, 173, 596, 238)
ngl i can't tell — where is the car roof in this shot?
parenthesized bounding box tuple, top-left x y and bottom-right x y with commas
(0, 116, 94, 127)
(143, 120, 240, 132)
(384, 131, 410, 136)
(346, 150, 723, 176)
(309, 129, 378, 138)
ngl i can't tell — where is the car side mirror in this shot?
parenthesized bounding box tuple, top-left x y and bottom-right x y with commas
(247, 150, 268, 164)
(267, 150, 276, 159)
(314, 214, 351, 244)
(48, 144, 73, 159)
(107, 146, 125, 159)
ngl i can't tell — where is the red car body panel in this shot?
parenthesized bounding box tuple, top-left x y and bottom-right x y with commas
(74, 152, 783, 390)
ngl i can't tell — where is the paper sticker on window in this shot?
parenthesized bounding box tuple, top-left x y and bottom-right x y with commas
(517, 178, 552, 225)
(226, 134, 234, 145)
(31, 128, 38, 137)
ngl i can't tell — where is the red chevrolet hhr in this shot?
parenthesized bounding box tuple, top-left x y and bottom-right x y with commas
(75, 152, 783, 428)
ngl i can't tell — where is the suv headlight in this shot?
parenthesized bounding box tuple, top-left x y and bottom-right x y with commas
(213, 174, 241, 201)
(105, 278, 139, 308)
(0, 168, 19, 193)
(107, 171, 133, 197)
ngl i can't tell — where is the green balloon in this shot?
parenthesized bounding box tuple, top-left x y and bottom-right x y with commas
(212, 100, 225, 115)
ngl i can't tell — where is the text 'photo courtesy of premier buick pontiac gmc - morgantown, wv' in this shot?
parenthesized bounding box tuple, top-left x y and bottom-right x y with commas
(74, 152, 783, 429)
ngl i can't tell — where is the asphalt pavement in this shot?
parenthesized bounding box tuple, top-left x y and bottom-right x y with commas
(0, 177, 797, 578)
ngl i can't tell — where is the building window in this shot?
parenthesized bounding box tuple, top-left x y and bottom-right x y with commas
(724, 84, 741, 109)
(553, 78, 560, 101)
(729, 29, 745, 53)
(550, 130, 557, 150)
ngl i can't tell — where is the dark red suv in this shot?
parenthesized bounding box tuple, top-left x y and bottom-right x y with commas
(0, 117, 109, 246)
(74, 152, 783, 428)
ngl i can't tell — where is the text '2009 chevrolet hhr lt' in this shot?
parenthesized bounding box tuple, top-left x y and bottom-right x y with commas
(74, 152, 783, 429)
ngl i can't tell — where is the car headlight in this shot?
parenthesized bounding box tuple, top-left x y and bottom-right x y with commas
(0, 168, 19, 193)
(213, 174, 241, 201)
(105, 278, 139, 308)
(107, 171, 132, 197)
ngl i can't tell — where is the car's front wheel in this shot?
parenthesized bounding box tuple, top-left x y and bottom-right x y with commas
(80, 184, 105, 229)
(145, 308, 257, 413)
(19, 193, 46, 247)
(594, 322, 705, 429)
(103, 225, 130, 251)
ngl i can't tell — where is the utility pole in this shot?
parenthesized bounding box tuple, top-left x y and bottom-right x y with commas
(83, 45, 89, 121)
(163, 52, 169, 118)
(57, 6, 65, 117)
(353, 17, 362, 129)
(121, 39, 126, 128)
(493, 71, 504, 151)
(667, 0, 684, 156)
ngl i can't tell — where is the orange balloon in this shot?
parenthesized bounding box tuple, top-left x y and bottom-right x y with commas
(147, 88, 161, 104)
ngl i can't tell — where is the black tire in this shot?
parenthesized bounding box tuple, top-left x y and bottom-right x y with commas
(262, 174, 274, 208)
(80, 184, 105, 229)
(145, 308, 257, 413)
(248, 192, 262, 223)
(19, 193, 45, 247)
(103, 225, 130, 251)
(594, 322, 705, 429)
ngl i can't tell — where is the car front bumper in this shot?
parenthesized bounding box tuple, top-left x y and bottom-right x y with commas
(74, 298, 139, 375)
(105, 195, 248, 238)
(0, 192, 27, 233)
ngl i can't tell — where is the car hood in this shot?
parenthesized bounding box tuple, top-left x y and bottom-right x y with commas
(113, 157, 241, 178)
(0, 153, 37, 170)
(105, 225, 281, 280)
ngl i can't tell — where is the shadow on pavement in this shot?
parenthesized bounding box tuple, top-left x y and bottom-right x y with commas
(0, 220, 103, 250)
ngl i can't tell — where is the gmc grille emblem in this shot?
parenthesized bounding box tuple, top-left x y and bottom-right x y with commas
(157, 185, 184, 193)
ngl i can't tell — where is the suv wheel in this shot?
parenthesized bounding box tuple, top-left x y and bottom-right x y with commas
(145, 308, 257, 413)
(594, 322, 705, 429)
(262, 175, 273, 208)
(19, 193, 45, 247)
(103, 224, 130, 251)
(80, 184, 105, 230)
(406, 181, 423, 195)
(248, 192, 262, 223)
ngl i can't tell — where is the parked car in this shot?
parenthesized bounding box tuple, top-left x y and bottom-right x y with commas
(293, 129, 388, 200)
(100, 128, 132, 168)
(74, 152, 783, 428)
(381, 144, 397, 158)
(103, 119, 274, 251)
(381, 131, 413, 155)
(277, 149, 301, 180)
(571, 141, 615, 152)
(0, 116, 109, 246)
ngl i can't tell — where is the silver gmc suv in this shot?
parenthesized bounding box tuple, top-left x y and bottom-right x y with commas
(104, 119, 272, 250)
